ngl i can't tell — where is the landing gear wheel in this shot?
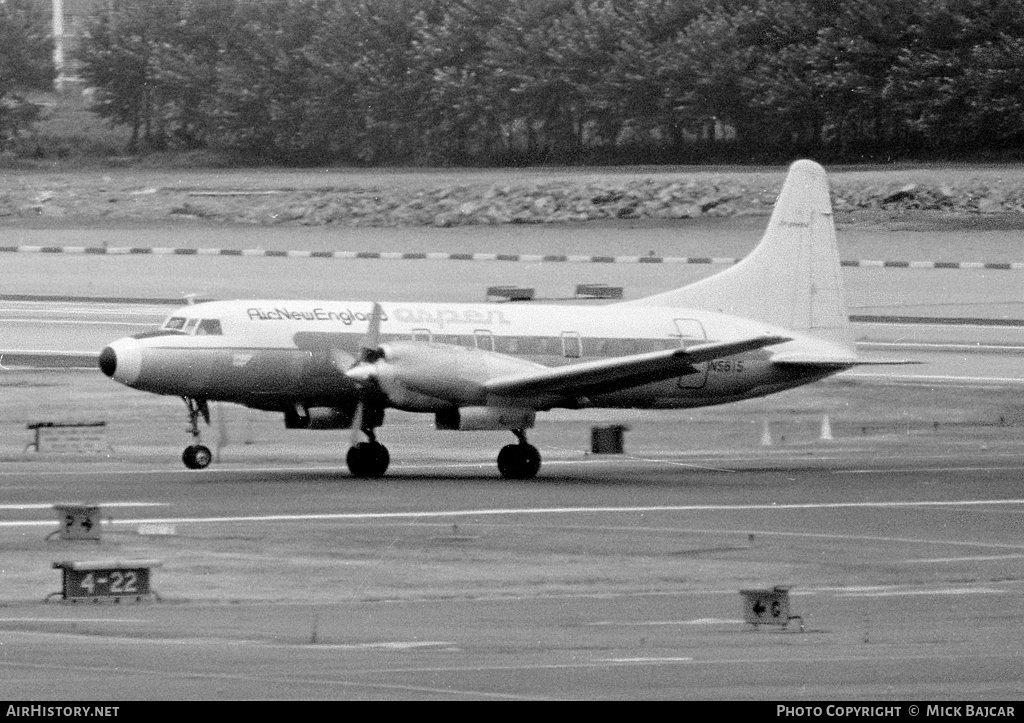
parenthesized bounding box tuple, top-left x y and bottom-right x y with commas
(180, 397, 212, 469)
(183, 444, 212, 470)
(347, 441, 390, 478)
(497, 443, 541, 480)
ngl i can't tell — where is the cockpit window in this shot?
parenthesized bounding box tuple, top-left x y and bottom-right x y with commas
(196, 319, 223, 335)
(160, 316, 222, 335)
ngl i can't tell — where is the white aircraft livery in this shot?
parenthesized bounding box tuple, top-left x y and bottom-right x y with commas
(99, 160, 880, 478)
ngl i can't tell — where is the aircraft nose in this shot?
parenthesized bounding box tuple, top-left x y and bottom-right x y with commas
(98, 339, 142, 385)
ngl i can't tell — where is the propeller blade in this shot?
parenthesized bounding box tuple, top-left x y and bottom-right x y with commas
(350, 401, 364, 445)
(197, 398, 211, 425)
(359, 302, 384, 363)
(347, 304, 386, 447)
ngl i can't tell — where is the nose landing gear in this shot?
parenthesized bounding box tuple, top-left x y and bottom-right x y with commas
(497, 429, 541, 480)
(181, 396, 213, 470)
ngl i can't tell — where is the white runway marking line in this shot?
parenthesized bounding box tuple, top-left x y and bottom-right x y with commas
(545, 444, 736, 472)
(0, 309, 156, 319)
(836, 587, 1004, 597)
(903, 553, 1024, 564)
(10, 498, 1016, 529)
(837, 465, 1024, 474)
(0, 318, 151, 326)
(0, 300, 159, 312)
(0, 501, 171, 528)
(0, 502, 169, 510)
(0, 618, 149, 623)
(0, 520, 64, 528)
(596, 657, 694, 664)
(278, 641, 457, 651)
(621, 455, 735, 472)
(586, 618, 743, 627)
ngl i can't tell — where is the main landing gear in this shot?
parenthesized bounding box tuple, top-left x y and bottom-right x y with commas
(497, 429, 541, 480)
(181, 396, 213, 470)
(346, 409, 389, 478)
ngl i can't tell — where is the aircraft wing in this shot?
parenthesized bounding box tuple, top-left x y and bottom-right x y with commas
(484, 335, 790, 402)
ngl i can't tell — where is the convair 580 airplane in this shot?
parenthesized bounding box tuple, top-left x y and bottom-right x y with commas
(99, 160, 881, 478)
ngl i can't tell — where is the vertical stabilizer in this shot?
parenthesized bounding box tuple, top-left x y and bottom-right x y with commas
(622, 160, 853, 351)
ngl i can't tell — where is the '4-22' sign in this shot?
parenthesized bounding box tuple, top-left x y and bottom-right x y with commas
(78, 569, 141, 596)
(52, 561, 158, 601)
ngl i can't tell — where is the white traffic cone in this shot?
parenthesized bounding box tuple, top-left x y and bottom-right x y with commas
(820, 415, 833, 441)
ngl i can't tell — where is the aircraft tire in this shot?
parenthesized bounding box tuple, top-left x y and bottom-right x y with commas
(497, 443, 541, 480)
(347, 441, 390, 478)
(183, 444, 212, 470)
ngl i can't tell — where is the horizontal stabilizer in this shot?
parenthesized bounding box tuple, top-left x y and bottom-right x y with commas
(839, 370, 1024, 386)
(846, 359, 922, 366)
(485, 335, 790, 401)
(774, 357, 920, 369)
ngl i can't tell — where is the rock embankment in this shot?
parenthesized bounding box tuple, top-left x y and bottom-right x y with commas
(2, 171, 1023, 226)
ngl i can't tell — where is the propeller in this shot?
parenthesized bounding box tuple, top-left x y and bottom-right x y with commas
(345, 303, 386, 444)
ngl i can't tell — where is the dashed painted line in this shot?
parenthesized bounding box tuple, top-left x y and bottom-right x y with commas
(0, 245, 1021, 269)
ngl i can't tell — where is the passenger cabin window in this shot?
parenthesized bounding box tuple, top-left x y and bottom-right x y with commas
(163, 317, 187, 330)
(183, 318, 200, 334)
(473, 329, 494, 352)
(410, 328, 432, 342)
(196, 319, 223, 335)
(561, 331, 582, 359)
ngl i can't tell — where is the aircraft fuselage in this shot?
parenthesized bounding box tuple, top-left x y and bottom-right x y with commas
(103, 299, 848, 415)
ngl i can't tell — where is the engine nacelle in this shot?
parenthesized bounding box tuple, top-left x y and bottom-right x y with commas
(435, 406, 535, 431)
(370, 341, 545, 411)
(283, 405, 355, 430)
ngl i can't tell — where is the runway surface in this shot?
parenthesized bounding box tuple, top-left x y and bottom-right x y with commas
(1, 216, 1023, 700)
(2, 435, 1024, 700)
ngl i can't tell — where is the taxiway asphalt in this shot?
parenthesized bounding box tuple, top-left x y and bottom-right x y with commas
(2, 440, 1024, 700)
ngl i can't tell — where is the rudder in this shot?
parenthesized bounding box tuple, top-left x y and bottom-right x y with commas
(621, 160, 853, 351)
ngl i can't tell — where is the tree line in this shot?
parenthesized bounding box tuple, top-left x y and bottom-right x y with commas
(8, 0, 1024, 165)
(0, 0, 55, 146)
